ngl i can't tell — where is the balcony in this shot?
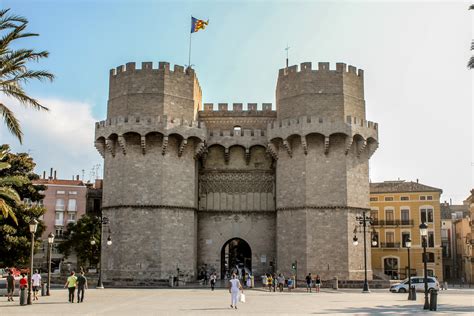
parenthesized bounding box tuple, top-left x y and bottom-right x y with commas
(371, 219, 414, 227)
(380, 242, 401, 248)
(54, 220, 64, 226)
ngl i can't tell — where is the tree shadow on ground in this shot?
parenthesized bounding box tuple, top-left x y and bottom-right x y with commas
(316, 304, 474, 315)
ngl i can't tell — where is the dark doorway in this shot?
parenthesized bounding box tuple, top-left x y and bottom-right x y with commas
(221, 238, 251, 279)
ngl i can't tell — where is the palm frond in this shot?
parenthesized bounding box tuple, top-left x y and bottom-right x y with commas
(0, 161, 10, 170)
(0, 186, 21, 203)
(470, 4, 474, 10)
(471, 40, 474, 51)
(0, 83, 49, 111)
(0, 175, 29, 187)
(0, 103, 22, 143)
(0, 199, 18, 225)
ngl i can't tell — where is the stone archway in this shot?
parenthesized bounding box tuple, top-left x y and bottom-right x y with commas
(221, 238, 252, 279)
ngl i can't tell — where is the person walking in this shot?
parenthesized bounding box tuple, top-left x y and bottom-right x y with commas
(261, 274, 267, 288)
(287, 276, 294, 291)
(210, 272, 217, 291)
(64, 271, 77, 303)
(76, 271, 88, 303)
(31, 270, 41, 301)
(267, 273, 273, 292)
(246, 273, 252, 288)
(228, 273, 243, 309)
(6, 270, 15, 302)
(315, 274, 321, 293)
(306, 273, 313, 293)
(272, 273, 277, 292)
(19, 273, 28, 305)
(277, 273, 285, 292)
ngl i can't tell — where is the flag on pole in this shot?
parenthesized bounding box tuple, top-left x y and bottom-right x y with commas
(191, 16, 209, 33)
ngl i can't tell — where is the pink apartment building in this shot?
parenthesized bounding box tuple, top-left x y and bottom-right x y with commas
(33, 173, 88, 270)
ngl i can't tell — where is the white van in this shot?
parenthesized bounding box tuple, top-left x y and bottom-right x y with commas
(390, 276, 439, 293)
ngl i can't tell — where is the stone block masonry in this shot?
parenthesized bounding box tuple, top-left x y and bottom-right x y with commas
(95, 60, 379, 286)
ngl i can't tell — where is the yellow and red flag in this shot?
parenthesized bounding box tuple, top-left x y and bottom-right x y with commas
(191, 16, 209, 33)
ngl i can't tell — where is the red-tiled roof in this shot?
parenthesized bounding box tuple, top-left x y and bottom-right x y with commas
(370, 181, 442, 194)
(33, 179, 85, 186)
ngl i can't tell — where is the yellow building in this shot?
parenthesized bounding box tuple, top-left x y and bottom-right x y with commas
(370, 180, 443, 281)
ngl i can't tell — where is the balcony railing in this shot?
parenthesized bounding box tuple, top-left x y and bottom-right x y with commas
(371, 219, 414, 227)
(380, 242, 401, 248)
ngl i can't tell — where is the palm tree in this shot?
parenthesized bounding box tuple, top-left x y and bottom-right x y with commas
(0, 8, 54, 143)
(0, 147, 24, 225)
(469, 5, 474, 69)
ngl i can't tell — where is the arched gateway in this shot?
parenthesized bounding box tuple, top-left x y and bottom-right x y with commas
(221, 238, 252, 279)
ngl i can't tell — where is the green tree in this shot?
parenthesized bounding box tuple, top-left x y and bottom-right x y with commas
(0, 145, 46, 266)
(0, 8, 54, 143)
(469, 5, 474, 69)
(58, 215, 101, 268)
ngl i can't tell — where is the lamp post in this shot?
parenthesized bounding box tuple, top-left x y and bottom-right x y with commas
(406, 238, 415, 300)
(47, 232, 55, 296)
(353, 210, 373, 293)
(91, 216, 110, 289)
(419, 222, 430, 309)
(27, 218, 38, 305)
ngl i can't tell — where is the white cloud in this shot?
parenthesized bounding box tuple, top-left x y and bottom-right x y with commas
(0, 96, 103, 181)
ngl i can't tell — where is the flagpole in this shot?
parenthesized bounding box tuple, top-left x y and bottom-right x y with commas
(188, 16, 192, 68)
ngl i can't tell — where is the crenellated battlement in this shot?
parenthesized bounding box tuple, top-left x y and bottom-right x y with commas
(201, 103, 274, 112)
(109, 61, 195, 77)
(96, 115, 205, 130)
(278, 62, 364, 78)
(268, 115, 377, 131)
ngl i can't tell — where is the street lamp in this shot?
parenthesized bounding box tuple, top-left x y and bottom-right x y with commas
(354, 210, 373, 293)
(419, 222, 430, 309)
(27, 218, 38, 305)
(47, 232, 55, 296)
(405, 237, 415, 300)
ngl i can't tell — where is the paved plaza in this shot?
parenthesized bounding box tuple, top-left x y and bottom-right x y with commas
(0, 287, 473, 315)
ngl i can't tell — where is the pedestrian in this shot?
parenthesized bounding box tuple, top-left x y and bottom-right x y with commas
(246, 273, 252, 288)
(306, 273, 312, 292)
(315, 274, 321, 293)
(19, 273, 28, 305)
(261, 274, 267, 287)
(278, 273, 285, 292)
(287, 276, 293, 291)
(6, 270, 15, 301)
(31, 269, 41, 301)
(64, 271, 77, 303)
(228, 272, 243, 309)
(210, 272, 217, 291)
(267, 273, 273, 292)
(273, 273, 277, 292)
(76, 271, 88, 303)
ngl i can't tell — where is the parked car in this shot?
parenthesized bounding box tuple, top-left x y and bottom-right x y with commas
(390, 276, 440, 293)
(0, 276, 20, 296)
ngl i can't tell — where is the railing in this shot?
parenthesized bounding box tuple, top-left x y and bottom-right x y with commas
(380, 242, 401, 248)
(371, 219, 414, 226)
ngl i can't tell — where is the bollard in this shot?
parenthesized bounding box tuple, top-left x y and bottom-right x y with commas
(409, 286, 416, 300)
(169, 276, 174, 287)
(41, 283, 46, 296)
(429, 289, 438, 311)
(333, 277, 338, 290)
(250, 275, 254, 288)
(20, 288, 26, 306)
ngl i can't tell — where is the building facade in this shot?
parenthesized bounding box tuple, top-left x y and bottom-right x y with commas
(369, 181, 443, 281)
(94, 61, 379, 286)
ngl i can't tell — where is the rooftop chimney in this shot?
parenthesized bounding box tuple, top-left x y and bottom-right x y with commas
(49, 168, 53, 180)
(43, 171, 46, 179)
(76, 175, 79, 181)
(416, 179, 419, 183)
(54, 170, 57, 180)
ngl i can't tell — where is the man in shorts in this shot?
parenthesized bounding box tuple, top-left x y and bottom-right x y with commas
(305, 273, 313, 292)
(31, 269, 42, 301)
(6, 270, 15, 301)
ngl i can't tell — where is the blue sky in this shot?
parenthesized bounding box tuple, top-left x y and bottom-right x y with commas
(0, 0, 472, 203)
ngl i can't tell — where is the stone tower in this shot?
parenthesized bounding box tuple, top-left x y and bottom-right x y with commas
(95, 62, 206, 284)
(95, 60, 378, 286)
(270, 62, 378, 280)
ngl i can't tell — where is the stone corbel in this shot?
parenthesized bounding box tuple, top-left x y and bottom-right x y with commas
(105, 139, 115, 157)
(161, 136, 169, 155)
(368, 141, 378, 159)
(266, 142, 278, 160)
(357, 139, 367, 157)
(324, 136, 330, 155)
(178, 139, 188, 157)
(283, 139, 292, 158)
(224, 147, 230, 164)
(94, 140, 105, 158)
(118, 135, 126, 155)
(194, 141, 206, 160)
(345, 137, 353, 155)
(301, 135, 308, 155)
(141, 136, 146, 155)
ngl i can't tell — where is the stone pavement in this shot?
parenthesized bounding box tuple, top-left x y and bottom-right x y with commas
(0, 288, 472, 315)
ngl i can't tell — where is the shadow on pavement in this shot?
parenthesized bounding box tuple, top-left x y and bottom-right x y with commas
(317, 304, 474, 315)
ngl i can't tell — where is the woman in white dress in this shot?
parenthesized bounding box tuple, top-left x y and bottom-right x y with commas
(228, 273, 243, 309)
